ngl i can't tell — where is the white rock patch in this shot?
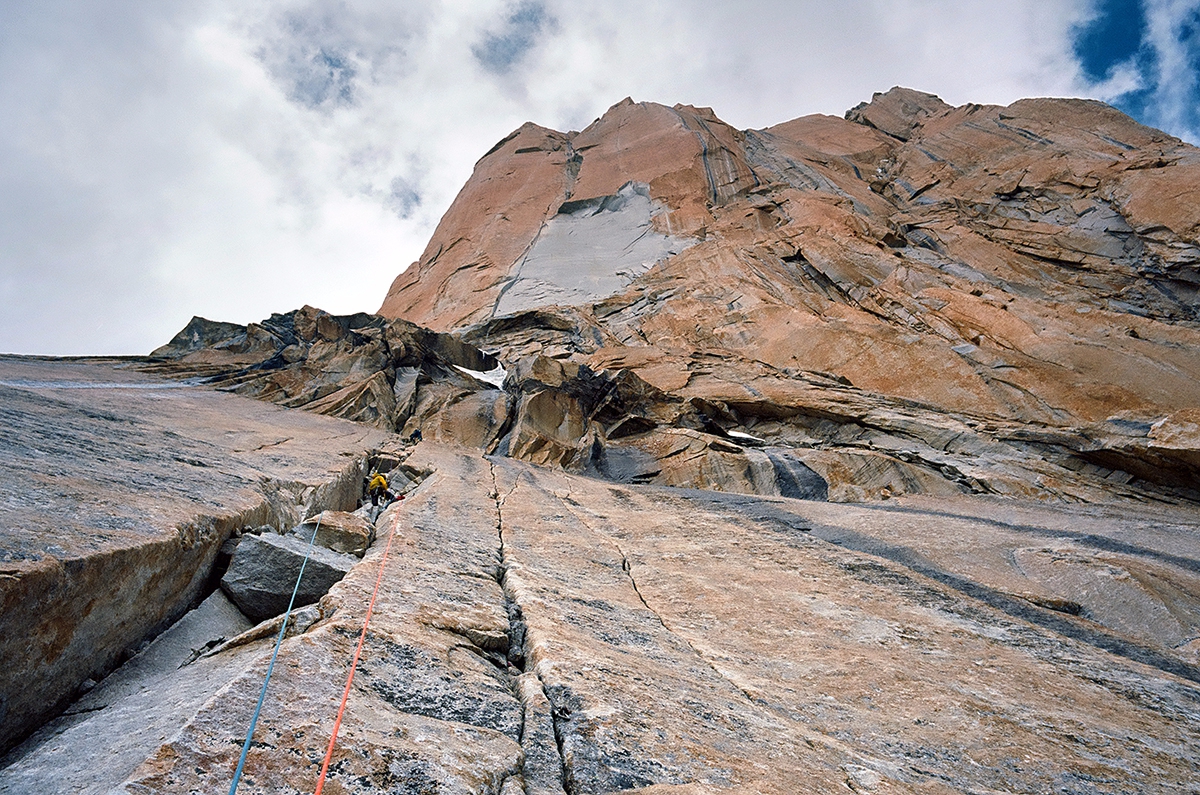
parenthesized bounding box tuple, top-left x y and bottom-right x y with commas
(494, 182, 694, 318)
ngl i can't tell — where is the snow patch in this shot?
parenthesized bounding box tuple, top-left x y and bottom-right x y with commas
(454, 364, 507, 389)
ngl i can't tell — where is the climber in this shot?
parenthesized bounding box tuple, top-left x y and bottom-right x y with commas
(366, 471, 397, 507)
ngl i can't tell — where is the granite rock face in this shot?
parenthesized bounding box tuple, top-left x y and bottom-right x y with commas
(0, 355, 392, 753)
(382, 91, 1200, 424)
(8, 444, 1197, 794)
(373, 89, 1200, 503)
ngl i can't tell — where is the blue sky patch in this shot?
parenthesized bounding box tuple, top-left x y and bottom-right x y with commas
(294, 47, 357, 107)
(1073, 0, 1200, 141)
(386, 175, 421, 219)
(472, 1, 548, 74)
(1074, 0, 1147, 82)
(257, 13, 360, 110)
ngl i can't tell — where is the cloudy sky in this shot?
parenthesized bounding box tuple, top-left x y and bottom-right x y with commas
(2, 0, 1198, 355)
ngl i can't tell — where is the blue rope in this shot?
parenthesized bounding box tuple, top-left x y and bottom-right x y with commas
(228, 516, 322, 795)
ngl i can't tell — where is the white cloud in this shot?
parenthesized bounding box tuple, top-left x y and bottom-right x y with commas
(1142, 0, 1200, 141)
(1, 0, 1172, 355)
(1089, 59, 1148, 100)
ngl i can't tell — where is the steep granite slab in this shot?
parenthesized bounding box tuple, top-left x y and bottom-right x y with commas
(381, 92, 1200, 432)
(489, 455, 1200, 793)
(111, 446, 528, 795)
(725, 493, 1200, 669)
(7, 442, 1197, 792)
(0, 355, 390, 752)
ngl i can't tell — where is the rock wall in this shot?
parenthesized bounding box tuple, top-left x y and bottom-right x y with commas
(146, 305, 498, 432)
(146, 303, 1200, 507)
(6, 86, 1200, 793)
(8, 443, 1198, 793)
(379, 88, 1200, 445)
(0, 356, 392, 752)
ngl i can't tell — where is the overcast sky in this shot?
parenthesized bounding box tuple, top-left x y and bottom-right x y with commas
(2, 0, 1197, 355)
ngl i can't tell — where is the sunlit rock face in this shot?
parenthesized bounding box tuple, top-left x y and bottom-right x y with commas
(373, 87, 1200, 505)
(143, 90, 1200, 505)
(7, 443, 1199, 795)
(382, 88, 1200, 426)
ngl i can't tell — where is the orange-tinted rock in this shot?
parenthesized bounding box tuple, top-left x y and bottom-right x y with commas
(367, 88, 1200, 508)
(380, 88, 1200, 435)
(6, 439, 1200, 793)
(148, 91, 1200, 505)
(845, 85, 953, 140)
(293, 510, 375, 557)
(378, 100, 763, 331)
(379, 123, 577, 330)
(12, 89, 1200, 795)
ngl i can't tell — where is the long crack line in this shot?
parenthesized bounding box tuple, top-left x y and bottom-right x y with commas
(487, 459, 571, 795)
(553, 498, 755, 703)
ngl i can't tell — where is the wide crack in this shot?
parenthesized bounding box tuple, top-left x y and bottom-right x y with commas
(488, 460, 571, 795)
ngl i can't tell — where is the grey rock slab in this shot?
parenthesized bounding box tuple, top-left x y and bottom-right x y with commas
(515, 672, 566, 795)
(0, 592, 261, 795)
(10, 442, 1200, 794)
(488, 452, 1200, 794)
(220, 532, 356, 622)
(75, 590, 253, 704)
(113, 626, 523, 795)
(110, 445, 527, 794)
(0, 355, 391, 753)
(494, 182, 695, 318)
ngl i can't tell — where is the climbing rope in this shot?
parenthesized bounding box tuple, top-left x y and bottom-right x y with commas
(313, 510, 400, 795)
(228, 516, 322, 795)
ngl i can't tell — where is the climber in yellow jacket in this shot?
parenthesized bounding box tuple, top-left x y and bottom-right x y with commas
(367, 472, 397, 507)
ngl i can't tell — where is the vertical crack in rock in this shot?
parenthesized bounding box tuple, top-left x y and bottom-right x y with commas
(616, 549, 656, 624)
(550, 494, 763, 711)
(488, 461, 570, 795)
(604, 527, 767, 711)
(0, 448, 376, 784)
(691, 112, 763, 191)
(562, 140, 582, 203)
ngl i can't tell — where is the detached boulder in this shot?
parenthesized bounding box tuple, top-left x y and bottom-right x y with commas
(219, 533, 356, 622)
(292, 510, 374, 557)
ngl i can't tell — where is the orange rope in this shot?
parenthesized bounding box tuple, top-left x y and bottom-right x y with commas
(313, 512, 399, 795)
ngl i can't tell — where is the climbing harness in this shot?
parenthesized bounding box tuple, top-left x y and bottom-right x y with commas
(313, 510, 400, 794)
(227, 515, 322, 795)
